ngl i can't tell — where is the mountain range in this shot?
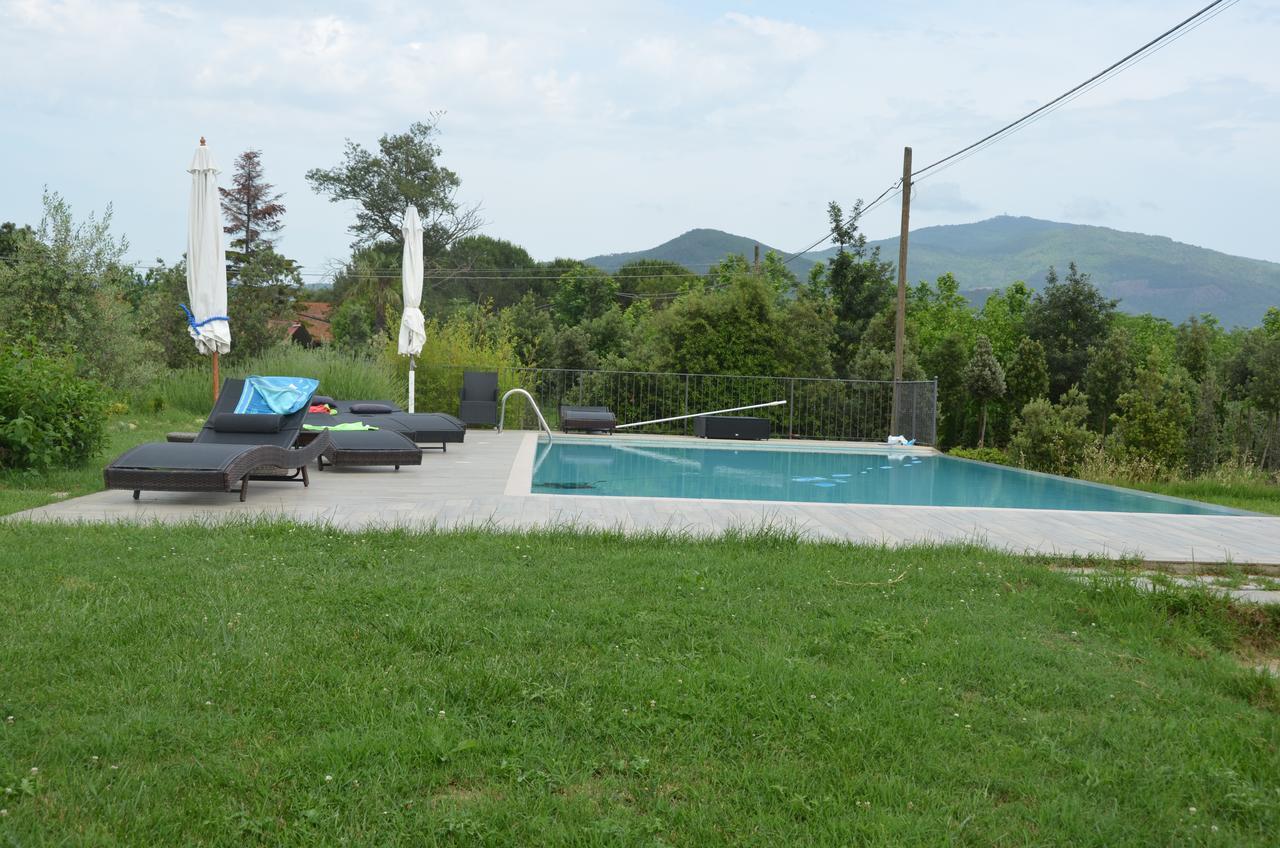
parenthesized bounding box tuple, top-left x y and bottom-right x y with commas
(584, 216, 1280, 327)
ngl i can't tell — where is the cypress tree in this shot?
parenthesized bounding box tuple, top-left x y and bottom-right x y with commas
(964, 335, 1006, 448)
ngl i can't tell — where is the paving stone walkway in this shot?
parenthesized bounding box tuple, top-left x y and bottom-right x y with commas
(10, 432, 1280, 565)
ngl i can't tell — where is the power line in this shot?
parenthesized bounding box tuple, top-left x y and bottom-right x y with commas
(911, 0, 1235, 179)
(781, 0, 1236, 265)
(910, 0, 1242, 187)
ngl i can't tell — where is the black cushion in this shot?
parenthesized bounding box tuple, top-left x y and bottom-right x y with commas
(348, 402, 395, 414)
(212, 413, 283, 434)
(312, 395, 336, 407)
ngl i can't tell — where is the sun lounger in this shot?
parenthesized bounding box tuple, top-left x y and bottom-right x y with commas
(558, 405, 617, 433)
(104, 378, 329, 502)
(307, 398, 466, 451)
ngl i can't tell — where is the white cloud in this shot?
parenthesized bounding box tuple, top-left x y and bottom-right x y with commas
(721, 12, 823, 60)
(0, 0, 1277, 270)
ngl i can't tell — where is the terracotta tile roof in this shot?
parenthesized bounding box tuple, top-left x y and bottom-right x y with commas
(270, 301, 334, 344)
(295, 301, 333, 343)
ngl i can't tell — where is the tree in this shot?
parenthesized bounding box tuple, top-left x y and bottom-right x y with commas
(977, 281, 1033, 363)
(644, 272, 834, 377)
(613, 258, 699, 302)
(1082, 326, 1135, 434)
(1175, 315, 1214, 383)
(552, 267, 619, 326)
(1186, 371, 1222, 476)
(1109, 353, 1194, 471)
(432, 235, 541, 312)
(909, 273, 977, 359)
(1024, 262, 1116, 399)
(1263, 306, 1280, 341)
(548, 324, 599, 371)
(759, 250, 799, 298)
(1009, 387, 1096, 477)
(921, 332, 968, 448)
(851, 307, 925, 381)
(305, 117, 480, 254)
(1247, 337, 1280, 466)
(1005, 337, 1049, 416)
(226, 246, 304, 359)
(0, 222, 35, 259)
(331, 243, 401, 332)
(811, 200, 895, 375)
(963, 335, 1006, 447)
(219, 149, 286, 266)
(0, 190, 160, 392)
(331, 300, 374, 352)
(501, 292, 554, 366)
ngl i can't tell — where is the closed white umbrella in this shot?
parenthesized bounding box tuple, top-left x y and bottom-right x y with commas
(398, 206, 426, 412)
(186, 137, 231, 400)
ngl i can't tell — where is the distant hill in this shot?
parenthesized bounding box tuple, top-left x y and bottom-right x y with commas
(586, 229, 816, 277)
(586, 217, 1280, 327)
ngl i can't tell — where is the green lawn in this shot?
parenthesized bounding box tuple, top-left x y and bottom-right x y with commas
(1114, 479, 1280, 517)
(0, 409, 199, 517)
(1, 525, 1276, 845)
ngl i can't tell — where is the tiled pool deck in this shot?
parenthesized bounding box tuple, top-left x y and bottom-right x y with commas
(10, 432, 1280, 565)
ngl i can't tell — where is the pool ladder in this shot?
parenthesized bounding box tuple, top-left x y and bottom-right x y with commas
(497, 388, 553, 443)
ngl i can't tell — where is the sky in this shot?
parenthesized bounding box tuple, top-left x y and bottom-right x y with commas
(2, 0, 1278, 280)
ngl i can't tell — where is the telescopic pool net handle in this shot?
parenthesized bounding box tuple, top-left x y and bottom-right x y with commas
(615, 400, 787, 430)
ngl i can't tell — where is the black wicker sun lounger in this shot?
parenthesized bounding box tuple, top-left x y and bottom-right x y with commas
(558, 405, 617, 433)
(306, 398, 466, 451)
(104, 378, 330, 502)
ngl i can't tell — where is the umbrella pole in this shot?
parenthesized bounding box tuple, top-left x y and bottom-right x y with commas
(212, 351, 220, 401)
(408, 355, 416, 414)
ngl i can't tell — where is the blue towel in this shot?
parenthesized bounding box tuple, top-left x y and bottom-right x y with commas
(235, 376, 320, 415)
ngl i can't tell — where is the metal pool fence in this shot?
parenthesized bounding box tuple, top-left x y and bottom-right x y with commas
(423, 365, 938, 445)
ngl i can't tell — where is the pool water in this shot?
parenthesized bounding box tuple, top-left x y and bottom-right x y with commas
(531, 441, 1240, 515)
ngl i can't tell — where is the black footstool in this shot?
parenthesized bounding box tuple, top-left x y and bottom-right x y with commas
(314, 429, 423, 470)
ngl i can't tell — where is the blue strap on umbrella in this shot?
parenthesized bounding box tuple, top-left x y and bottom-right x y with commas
(179, 303, 229, 335)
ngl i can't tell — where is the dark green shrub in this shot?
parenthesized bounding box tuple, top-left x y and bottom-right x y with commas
(0, 339, 107, 470)
(1009, 387, 1098, 477)
(948, 446, 1014, 466)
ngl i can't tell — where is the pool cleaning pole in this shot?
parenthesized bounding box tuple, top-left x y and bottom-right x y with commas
(615, 400, 787, 430)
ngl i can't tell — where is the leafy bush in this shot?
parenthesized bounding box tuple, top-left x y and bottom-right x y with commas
(0, 339, 107, 470)
(0, 191, 162, 393)
(148, 345, 400, 414)
(1009, 387, 1097, 476)
(390, 308, 521, 413)
(1108, 354, 1193, 472)
(948, 446, 1014, 466)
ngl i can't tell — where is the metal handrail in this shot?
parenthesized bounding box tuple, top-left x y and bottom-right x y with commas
(497, 388, 553, 442)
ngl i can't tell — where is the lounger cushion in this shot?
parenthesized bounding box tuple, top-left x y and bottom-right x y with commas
(348, 402, 396, 414)
(212, 413, 283, 434)
(111, 442, 258, 471)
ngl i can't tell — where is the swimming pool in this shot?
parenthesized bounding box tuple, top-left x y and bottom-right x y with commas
(531, 440, 1241, 515)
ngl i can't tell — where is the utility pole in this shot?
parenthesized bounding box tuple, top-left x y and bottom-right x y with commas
(753, 243, 760, 275)
(891, 146, 912, 433)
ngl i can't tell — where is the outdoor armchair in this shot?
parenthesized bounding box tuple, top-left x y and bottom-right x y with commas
(458, 370, 499, 426)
